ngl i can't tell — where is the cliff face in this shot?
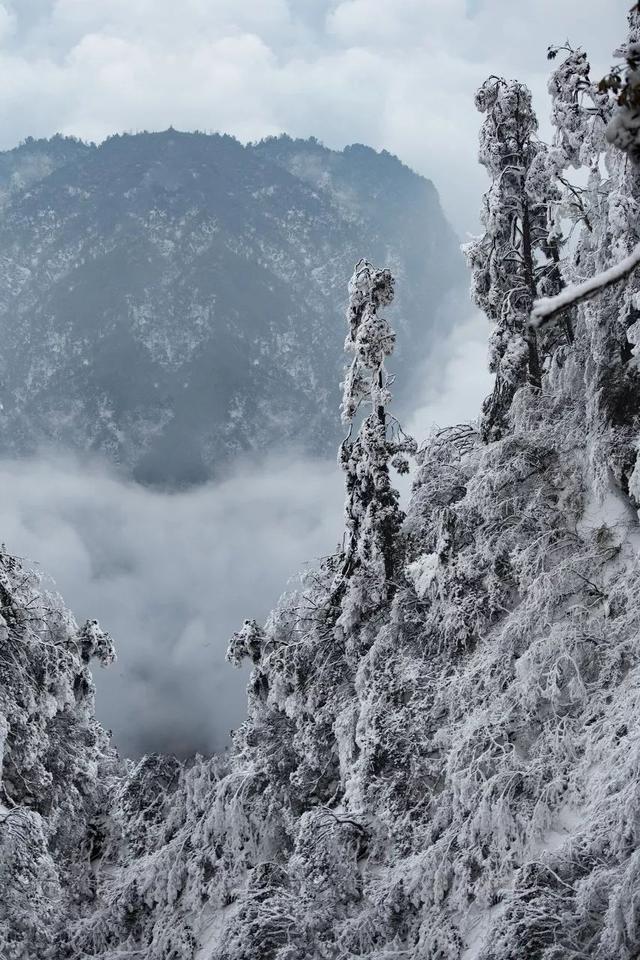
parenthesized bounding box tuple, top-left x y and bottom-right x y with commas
(0, 131, 463, 487)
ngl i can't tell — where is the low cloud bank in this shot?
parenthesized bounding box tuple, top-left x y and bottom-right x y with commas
(0, 454, 343, 756)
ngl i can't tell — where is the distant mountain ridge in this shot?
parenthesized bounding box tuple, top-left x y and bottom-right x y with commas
(0, 131, 464, 486)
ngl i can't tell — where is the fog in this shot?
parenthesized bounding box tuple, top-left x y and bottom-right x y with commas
(0, 453, 343, 756)
(406, 313, 493, 440)
(0, 313, 491, 758)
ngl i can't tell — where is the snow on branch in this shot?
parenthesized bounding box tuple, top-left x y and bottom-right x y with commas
(530, 242, 640, 328)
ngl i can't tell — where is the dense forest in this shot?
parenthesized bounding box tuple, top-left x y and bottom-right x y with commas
(2, 6, 640, 960)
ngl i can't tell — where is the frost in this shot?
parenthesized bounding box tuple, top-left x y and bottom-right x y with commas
(405, 552, 439, 598)
(532, 241, 640, 324)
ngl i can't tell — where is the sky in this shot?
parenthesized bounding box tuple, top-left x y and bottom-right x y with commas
(0, 0, 631, 234)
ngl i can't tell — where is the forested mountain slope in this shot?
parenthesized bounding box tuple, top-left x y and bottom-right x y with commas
(3, 10, 640, 960)
(0, 131, 462, 487)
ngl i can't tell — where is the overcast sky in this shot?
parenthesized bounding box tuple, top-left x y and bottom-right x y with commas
(0, 0, 630, 234)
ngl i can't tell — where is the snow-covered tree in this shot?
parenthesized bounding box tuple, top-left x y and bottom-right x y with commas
(604, 6, 640, 164)
(465, 77, 565, 441)
(336, 259, 415, 616)
(533, 18, 640, 495)
(533, 26, 640, 330)
(0, 549, 119, 959)
(548, 44, 611, 170)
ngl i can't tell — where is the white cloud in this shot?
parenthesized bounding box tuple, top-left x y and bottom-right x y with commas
(0, 453, 343, 756)
(327, 0, 464, 47)
(0, 3, 15, 43)
(0, 0, 630, 233)
(406, 312, 493, 440)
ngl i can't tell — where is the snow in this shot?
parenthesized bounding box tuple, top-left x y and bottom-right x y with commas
(531, 242, 640, 326)
(577, 472, 640, 556)
(530, 804, 585, 856)
(405, 552, 439, 598)
(461, 903, 506, 960)
(194, 902, 239, 959)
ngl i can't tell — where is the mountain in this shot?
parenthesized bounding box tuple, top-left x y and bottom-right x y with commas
(0, 131, 464, 486)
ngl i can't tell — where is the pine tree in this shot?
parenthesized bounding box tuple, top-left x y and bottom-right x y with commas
(533, 18, 640, 330)
(548, 45, 611, 170)
(465, 77, 562, 441)
(533, 17, 640, 493)
(529, 45, 614, 349)
(336, 259, 415, 616)
(604, 6, 640, 165)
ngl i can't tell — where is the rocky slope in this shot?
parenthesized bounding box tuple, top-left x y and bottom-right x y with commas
(0, 131, 463, 486)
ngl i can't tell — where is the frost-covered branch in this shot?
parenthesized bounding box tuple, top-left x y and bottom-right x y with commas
(530, 242, 640, 327)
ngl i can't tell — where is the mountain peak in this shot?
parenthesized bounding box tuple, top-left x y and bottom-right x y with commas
(0, 129, 463, 487)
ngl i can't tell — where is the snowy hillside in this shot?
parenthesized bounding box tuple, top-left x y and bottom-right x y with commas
(0, 131, 463, 487)
(3, 10, 640, 960)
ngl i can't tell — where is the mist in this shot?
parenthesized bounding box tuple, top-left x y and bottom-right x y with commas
(0, 453, 343, 756)
(406, 312, 493, 440)
(0, 313, 491, 758)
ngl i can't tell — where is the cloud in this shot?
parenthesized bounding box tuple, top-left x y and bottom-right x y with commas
(0, 0, 630, 233)
(0, 452, 343, 756)
(405, 311, 493, 440)
(0, 4, 14, 42)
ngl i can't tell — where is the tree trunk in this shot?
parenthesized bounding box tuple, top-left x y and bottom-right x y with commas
(522, 206, 542, 388)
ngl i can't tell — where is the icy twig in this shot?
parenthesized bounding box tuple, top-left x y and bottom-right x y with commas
(530, 242, 640, 327)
